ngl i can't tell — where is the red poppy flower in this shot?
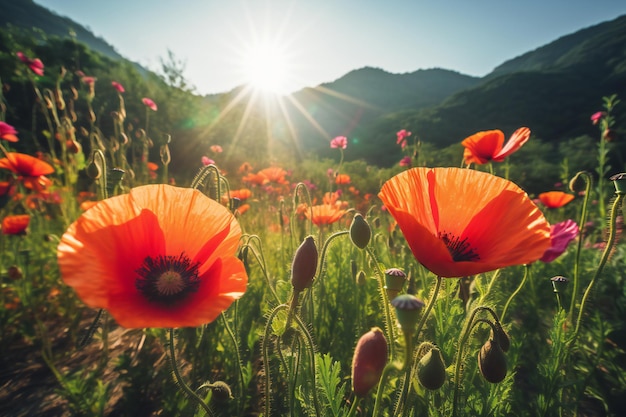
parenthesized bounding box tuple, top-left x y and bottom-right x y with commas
(462, 127, 530, 165)
(57, 184, 248, 328)
(0, 152, 54, 177)
(16, 52, 44, 76)
(538, 191, 575, 209)
(2, 214, 30, 235)
(142, 97, 158, 111)
(0, 122, 19, 142)
(229, 188, 252, 200)
(378, 167, 551, 277)
(258, 167, 289, 185)
(235, 203, 250, 215)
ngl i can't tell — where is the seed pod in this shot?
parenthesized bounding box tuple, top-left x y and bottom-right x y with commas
(391, 294, 424, 336)
(384, 268, 406, 300)
(352, 327, 388, 397)
(290, 236, 318, 291)
(349, 213, 371, 249)
(478, 339, 507, 383)
(209, 381, 232, 404)
(417, 347, 446, 390)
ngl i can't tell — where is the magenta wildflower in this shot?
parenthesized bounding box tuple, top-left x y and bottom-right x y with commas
(112, 81, 125, 93)
(399, 156, 412, 167)
(540, 219, 579, 262)
(142, 97, 158, 111)
(396, 129, 411, 144)
(16, 52, 44, 76)
(201, 156, 215, 166)
(0, 122, 19, 142)
(330, 136, 348, 149)
(590, 111, 605, 125)
(81, 76, 96, 85)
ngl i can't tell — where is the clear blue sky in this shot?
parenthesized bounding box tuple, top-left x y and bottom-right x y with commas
(33, 0, 626, 95)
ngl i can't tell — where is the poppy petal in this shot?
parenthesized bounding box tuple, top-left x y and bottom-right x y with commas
(0, 153, 54, 176)
(493, 127, 530, 162)
(461, 130, 504, 165)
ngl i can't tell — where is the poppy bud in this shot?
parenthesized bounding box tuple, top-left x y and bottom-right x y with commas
(209, 381, 232, 404)
(352, 327, 388, 397)
(391, 294, 424, 336)
(478, 339, 507, 383)
(417, 347, 446, 390)
(86, 159, 102, 180)
(290, 236, 318, 291)
(356, 270, 367, 286)
(491, 322, 510, 353)
(384, 268, 406, 300)
(349, 213, 371, 249)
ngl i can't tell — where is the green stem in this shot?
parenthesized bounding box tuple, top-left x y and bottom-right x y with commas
(220, 313, 244, 415)
(366, 245, 396, 359)
(568, 171, 592, 323)
(500, 264, 530, 322)
(346, 396, 362, 417)
(167, 328, 214, 417)
(570, 193, 623, 344)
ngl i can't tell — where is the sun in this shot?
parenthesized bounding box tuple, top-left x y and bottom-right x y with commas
(240, 40, 293, 95)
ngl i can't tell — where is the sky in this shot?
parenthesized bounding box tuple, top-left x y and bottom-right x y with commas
(33, 0, 626, 96)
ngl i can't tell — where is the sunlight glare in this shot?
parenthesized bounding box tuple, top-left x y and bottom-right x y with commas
(240, 40, 293, 95)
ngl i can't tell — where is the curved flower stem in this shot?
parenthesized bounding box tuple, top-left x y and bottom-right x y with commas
(568, 171, 592, 323)
(366, 245, 396, 359)
(220, 313, 244, 415)
(451, 306, 499, 417)
(262, 304, 288, 416)
(167, 328, 214, 417)
(392, 275, 443, 415)
(500, 264, 530, 322)
(570, 193, 623, 344)
(90, 149, 109, 201)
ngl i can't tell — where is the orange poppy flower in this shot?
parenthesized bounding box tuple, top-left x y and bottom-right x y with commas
(335, 174, 351, 185)
(242, 172, 268, 186)
(2, 214, 30, 235)
(378, 167, 550, 277)
(258, 167, 289, 185)
(305, 203, 347, 226)
(0, 152, 54, 177)
(538, 191, 575, 209)
(235, 203, 250, 215)
(462, 127, 530, 165)
(147, 162, 159, 171)
(229, 188, 252, 201)
(57, 184, 248, 328)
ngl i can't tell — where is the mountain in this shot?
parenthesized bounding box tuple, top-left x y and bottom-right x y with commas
(0, 0, 145, 71)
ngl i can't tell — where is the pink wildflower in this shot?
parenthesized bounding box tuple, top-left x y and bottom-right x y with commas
(16, 52, 44, 76)
(210, 145, 223, 153)
(540, 219, 579, 262)
(0, 122, 19, 142)
(396, 129, 411, 145)
(111, 81, 125, 93)
(590, 111, 605, 125)
(399, 156, 412, 167)
(201, 156, 215, 166)
(330, 136, 348, 149)
(81, 76, 96, 85)
(142, 97, 158, 111)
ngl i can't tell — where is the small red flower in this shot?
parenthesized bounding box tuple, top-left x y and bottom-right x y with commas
(16, 52, 44, 76)
(111, 81, 125, 93)
(538, 191, 575, 209)
(462, 127, 530, 165)
(142, 97, 158, 111)
(0, 122, 19, 142)
(2, 214, 30, 235)
(330, 136, 348, 149)
(396, 129, 411, 145)
(335, 174, 351, 185)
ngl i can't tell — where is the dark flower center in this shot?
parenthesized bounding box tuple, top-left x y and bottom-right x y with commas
(135, 253, 201, 305)
(439, 232, 480, 262)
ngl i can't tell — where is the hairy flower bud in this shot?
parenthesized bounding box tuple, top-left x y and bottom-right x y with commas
(352, 327, 388, 397)
(349, 213, 371, 249)
(290, 236, 318, 291)
(417, 347, 446, 390)
(491, 322, 510, 353)
(478, 339, 507, 383)
(209, 381, 232, 404)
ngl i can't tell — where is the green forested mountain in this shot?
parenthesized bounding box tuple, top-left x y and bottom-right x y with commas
(1, 0, 625, 181)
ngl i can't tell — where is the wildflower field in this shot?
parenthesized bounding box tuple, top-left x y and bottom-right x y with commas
(2, 44, 626, 417)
